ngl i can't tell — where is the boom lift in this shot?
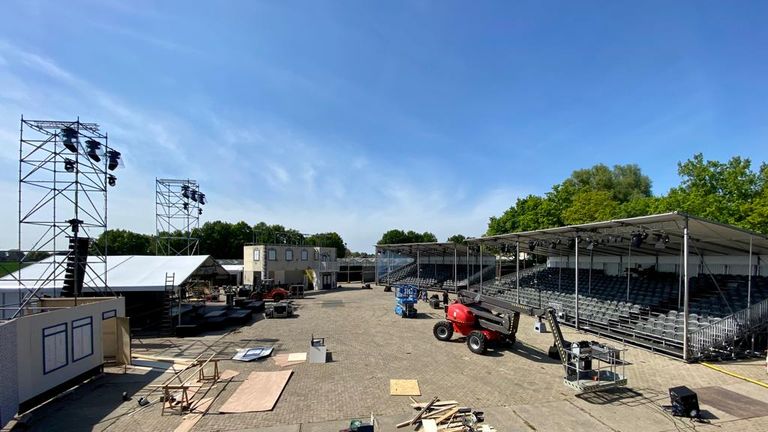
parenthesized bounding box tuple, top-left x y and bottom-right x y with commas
(433, 290, 541, 354)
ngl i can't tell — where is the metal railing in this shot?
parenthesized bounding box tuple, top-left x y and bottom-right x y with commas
(689, 296, 768, 358)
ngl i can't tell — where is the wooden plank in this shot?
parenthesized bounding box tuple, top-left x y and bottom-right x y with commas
(390, 379, 421, 396)
(422, 419, 438, 432)
(219, 370, 293, 413)
(411, 400, 458, 409)
(433, 407, 459, 425)
(423, 405, 457, 419)
(174, 397, 213, 432)
(287, 352, 307, 362)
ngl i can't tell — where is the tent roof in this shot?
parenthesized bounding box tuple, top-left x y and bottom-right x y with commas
(375, 242, 470, 257)
(0, 255, 228, 292)
(466, 212, 768, 257)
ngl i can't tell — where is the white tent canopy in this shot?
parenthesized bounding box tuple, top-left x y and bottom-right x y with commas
(0, 255, 227, 293)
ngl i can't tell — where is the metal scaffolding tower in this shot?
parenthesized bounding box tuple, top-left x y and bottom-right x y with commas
(8, 117, 121, 318)
(155, 178, 206, 255)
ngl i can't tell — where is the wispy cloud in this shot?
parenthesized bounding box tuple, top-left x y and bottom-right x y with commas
(0, 42, 523, 251)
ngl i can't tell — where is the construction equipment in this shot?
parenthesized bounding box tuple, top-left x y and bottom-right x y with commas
(544, 308, 628, 393)
(250, 279, 290, 302)
(433, 290, 540, 354)
(394, 284, 419, 318)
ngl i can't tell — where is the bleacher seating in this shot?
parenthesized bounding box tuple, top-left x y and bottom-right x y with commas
(492, 266, 768, 356)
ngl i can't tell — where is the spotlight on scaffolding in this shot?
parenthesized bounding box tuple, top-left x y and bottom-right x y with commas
(107, 174, 116, 187)
(85, 139, 103, 162)
(189, 189, 198, 202)
(61, 127, 79, 153)
(197, 192, 206, 205)
(106, 150, 123, 171)
(64, 158, 76, 173)
(181, 184, 190, 199)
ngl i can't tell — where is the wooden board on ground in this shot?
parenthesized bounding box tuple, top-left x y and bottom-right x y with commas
(390, 379, 421, 396)
(272, 354, 306, 368)
(421, 419, 438, 432)
(174, 397, 213, 432)
(219, 370, 293, 413)
(287, 352, 307, 362)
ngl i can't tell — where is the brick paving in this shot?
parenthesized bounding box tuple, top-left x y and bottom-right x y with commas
(18, 284, 768, 431)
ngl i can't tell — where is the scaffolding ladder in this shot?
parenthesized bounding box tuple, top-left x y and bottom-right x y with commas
(161, 272, 176, 334)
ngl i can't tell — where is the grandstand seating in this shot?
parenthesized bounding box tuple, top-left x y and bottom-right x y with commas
(380, 263, 471, 289)
(491, 266, 768, 357)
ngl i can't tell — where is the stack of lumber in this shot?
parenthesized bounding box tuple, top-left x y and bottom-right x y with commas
(397, 397, 495, 432)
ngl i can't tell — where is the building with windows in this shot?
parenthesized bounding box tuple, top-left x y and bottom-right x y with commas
(243, 245, 338, 290)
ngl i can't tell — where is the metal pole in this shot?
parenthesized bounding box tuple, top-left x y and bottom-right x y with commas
(466, 245, 470, 290)
(589, 250, 593, 295)
(575, 236, 580, 330)
(417, 247, 421, 288)
(453, 246, 457, 290)
(748, 236, 754, 351)
(626, 240, 631, 302)
(479, 242, 484, 295)
(516, 241, 520, 304)
(683, 219, 690, 361)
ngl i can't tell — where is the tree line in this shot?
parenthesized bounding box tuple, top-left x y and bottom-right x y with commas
(93, 222, 348, 259)
(487, 153, 768, 235)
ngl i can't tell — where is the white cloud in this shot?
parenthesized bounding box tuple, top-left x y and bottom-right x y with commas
(0, 42, 524, 253)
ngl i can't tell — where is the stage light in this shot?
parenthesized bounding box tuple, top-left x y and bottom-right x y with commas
(85, 140, 103, 162)
(654, 233, 670, 249)
(197, 192, 206, 205)
(528, 240, 537, 252)
(587, 241, 595, 251)
(183, 202, 189, 211)
(631, 231, 648, 248)
(107, 174, 116, 187)
(181, 185, 190, 199)
(198, 208, 203, 215)
(567, 238, 575, 250)
(106, 150, 122, 171)
(64, 158, 76, 173)
(189, 189, 198, 202)
(60, 127, 79, 153)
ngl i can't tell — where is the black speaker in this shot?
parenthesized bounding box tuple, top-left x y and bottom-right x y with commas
(669, 386, 699, 418)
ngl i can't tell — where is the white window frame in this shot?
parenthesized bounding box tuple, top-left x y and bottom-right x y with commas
(301, 249, 308, 261)
(285, 249, 294, 261)
(267, 248, 277, 261)
(253, 249, 261, 261)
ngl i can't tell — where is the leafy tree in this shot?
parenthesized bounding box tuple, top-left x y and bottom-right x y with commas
(657, 154, 764, 227)
(307, 232, 347, 258)
(93, 229, 152, 255)
(447, 234, 466, 243)
(561, 191, 619, 225)
(377, 229, 437, 244)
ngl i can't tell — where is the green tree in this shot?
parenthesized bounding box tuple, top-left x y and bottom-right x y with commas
(658, 154, 766, 229)
(561, 190, 619, 225)
(307, 232, 347, 258)
(94, 229, 152, 255)
(447, 234, 466, 243)
(377, 230, 438, 244)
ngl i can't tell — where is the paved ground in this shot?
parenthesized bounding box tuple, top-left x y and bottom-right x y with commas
(15, 284, 768, 431)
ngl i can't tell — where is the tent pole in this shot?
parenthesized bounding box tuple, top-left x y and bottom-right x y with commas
(575, 235, 580, 330)
(683, 218, 690, 361)
(516, 240, 520, 304)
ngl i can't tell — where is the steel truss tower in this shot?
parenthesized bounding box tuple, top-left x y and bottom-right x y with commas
(10, 117, 120, 318)
(155, 178, 207, 255)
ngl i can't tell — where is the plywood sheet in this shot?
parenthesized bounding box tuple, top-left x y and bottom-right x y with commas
(421, 419, 438, 432)
(174, 397, 213, 432)
(287, 352, 307, 362)
(273, 354, 306, 368)
(390, 379, 421, 396)
(219, 370, 293, 413)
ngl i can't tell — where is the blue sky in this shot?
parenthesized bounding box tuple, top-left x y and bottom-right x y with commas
(1, 1, 767, 252)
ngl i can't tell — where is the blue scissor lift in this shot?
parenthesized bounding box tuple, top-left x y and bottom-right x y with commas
(394, 284, 419, 318)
